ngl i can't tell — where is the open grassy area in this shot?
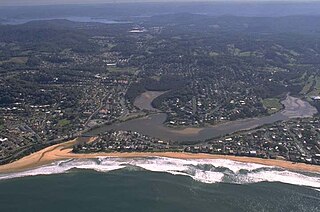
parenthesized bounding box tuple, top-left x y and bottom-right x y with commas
(58, 119, 71, 127)
(307, 76, 320, 96)
(238, 51, 252, 57)
(107, 66, 138, 74)
(209, 51, 219, 57)
(300, 75, 315, 95)
(300, 75, 320, 98)
(151, 76, 161, 81)
(107, 43, 116, 49)
(262, 98, 283, 114)
(0, 57, 29, 65)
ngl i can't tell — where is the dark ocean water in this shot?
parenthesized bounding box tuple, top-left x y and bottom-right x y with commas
(0, 168, 319, 212)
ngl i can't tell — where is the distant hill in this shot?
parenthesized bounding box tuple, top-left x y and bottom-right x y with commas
(1, 1, 320, 20)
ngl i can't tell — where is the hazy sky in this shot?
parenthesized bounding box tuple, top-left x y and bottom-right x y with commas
(0, 0, 313, 7)
(1, 0, 206, 6)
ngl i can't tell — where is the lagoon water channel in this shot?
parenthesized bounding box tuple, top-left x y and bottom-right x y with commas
(86, 91, 317, 142)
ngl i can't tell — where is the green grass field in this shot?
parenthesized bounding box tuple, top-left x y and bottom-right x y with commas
(308, 76, 320, 96)
(300, 75, 314, 95)
(107, 66, 138, 74)
(262, 98, 283, 114)
(58, 119, 71, 127)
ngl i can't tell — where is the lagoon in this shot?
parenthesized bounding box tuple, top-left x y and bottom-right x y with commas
(86, 92, 317, 142)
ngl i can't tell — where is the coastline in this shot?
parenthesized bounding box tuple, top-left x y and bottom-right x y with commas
(0, 138, 320, 174)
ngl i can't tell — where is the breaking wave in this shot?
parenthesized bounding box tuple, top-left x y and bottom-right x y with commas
(0, 157, 319, 189)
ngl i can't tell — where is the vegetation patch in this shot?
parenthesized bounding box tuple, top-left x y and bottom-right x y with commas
(9, 57, 29, 64)
(107, 66, 138, 74)
(0, 56, 28, 65)
(238, 51, 252, 57)
(300, 75, 315, 95)
(307, 76, 320, 96)
(209, 51, 219, 57)
(262, 98, 283, 114)
(58, 119, 71, 127)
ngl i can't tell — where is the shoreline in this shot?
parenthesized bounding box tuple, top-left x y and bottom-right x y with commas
(0, 138, 320, 174)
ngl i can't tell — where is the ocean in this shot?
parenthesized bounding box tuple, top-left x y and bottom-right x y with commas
(0, 17, 130, 25)
(0, 157, 319, 212)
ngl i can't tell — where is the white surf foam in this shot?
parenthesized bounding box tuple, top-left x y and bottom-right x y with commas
(0, 161, 70, 180)
(0, 157, 319, 190)
(0, 158, 125, 180)
(194, 158, 267, 173)
(192, 170, 225, 183)
(245, 170, 320, 188)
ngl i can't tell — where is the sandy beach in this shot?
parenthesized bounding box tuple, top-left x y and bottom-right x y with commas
(0, 137, 320, 174)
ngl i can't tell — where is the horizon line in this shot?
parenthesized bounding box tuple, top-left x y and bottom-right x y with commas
(1, 0, 320, 8)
